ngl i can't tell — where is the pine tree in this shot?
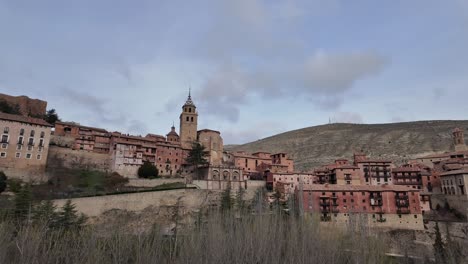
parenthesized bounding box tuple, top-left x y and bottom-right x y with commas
(185, 142, 209, 179)
(14, 184, 33, 222)
(235, 187, 246, 212)
(33, 200, 58, 228)
(57, 200, 87, 230)
(221, 186, 233, 212)
(433, 222, 447, 264)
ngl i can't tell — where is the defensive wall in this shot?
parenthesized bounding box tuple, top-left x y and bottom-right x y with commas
(47, 145, 110, 172)
(53, 189, 222, 217)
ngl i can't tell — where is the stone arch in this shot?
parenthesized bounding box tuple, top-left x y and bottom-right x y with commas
(212, 170, 219, 180)
(223, 170, 230, 180)
(232, 171, 239, 180)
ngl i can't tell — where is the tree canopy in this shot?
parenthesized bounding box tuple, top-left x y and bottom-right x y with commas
(0, 171, 6, 194)
(186, 142, 209, 168)
(138, 161, 159, 179)
(44, 109, 60, 124)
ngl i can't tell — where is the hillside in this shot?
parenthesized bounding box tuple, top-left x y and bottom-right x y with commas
(228, 120, 468, 171)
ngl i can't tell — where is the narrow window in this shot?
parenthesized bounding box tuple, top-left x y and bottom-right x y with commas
(40, 131, 45, 138)
(3, 127, 9, 134)
(19, 129, 24, 136)
(30, 130, 35, 137)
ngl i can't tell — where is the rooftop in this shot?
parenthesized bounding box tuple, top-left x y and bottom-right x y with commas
(301, 184, 420, 192)
(0, 112, 52, 127)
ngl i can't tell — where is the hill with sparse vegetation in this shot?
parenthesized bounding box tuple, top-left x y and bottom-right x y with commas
(227, 120, 468, 171)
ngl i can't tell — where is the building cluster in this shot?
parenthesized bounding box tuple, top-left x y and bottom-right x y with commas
(0, 92, 467, 230)
(266, 128, 468, 229)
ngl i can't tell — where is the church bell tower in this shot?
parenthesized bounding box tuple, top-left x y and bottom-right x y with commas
(179, 90, 198, 149)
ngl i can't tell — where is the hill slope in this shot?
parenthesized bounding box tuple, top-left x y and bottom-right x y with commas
(228, 120, 468, 171)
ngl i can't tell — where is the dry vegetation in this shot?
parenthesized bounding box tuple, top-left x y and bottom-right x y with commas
(229, 121, 468, 170)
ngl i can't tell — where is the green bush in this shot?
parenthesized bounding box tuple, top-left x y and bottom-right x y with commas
(138, 161, 159, 179)
(0, 171, 6, 194)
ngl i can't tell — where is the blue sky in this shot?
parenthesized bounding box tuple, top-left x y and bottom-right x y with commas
(1, 0, 467, 144)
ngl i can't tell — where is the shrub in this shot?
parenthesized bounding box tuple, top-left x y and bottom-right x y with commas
(104, 172, 128, 188)
(0, 171, 6, 194)
(138, 161, 159, 179)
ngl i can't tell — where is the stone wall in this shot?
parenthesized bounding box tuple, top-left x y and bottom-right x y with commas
(0, 93, 47, 117)
(431, 193, 468, 218)
(53, 189, 221, 217)
(47, 145, 110, 172)
(126, 178, 185, 188)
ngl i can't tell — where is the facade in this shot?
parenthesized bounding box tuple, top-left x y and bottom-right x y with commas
(54, 121, 111, 153)
(314, 159, 362, 185)
(267, 172, 315, 193)
(439, 169, 468, 218)
(354, 153, 394, 185)
(0, 112, 52, 181)
(231, 151, 295, 178)
(194, 165, 246, 190)
(297, 184, 424, 230)
(198, 129, 223, 166)
(179, 92, 198, 150)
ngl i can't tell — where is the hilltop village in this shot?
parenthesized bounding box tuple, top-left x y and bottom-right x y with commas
(0, 92, 467, 231)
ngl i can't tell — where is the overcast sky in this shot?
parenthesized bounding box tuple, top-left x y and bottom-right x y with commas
(1, 0, 467, 144)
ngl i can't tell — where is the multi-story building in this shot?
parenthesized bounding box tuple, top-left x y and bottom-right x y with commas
(54, 121, 111, 153)
(0, 112, 52, 181)
(297, 184, 424, 230)
(353, 153, 394, 185)
(439, 169, 468, 218)
(313, 159, 362, 185)
(231, 151, 294, 178)
(266, 171, 315, 193)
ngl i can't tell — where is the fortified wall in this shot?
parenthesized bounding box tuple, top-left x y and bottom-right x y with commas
(47, 145, 110, 172)
(53, 189, 222, 217)
(0, 93, 47, 117)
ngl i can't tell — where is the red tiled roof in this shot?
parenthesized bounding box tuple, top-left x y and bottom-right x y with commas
(0, 112, 52, 127)
(55, 121, 107, 132)
(301, 184, 419, 192)
(440, 169, 468, 176)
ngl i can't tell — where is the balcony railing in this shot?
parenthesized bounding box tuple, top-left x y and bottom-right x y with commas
(397, 208, 410, 214)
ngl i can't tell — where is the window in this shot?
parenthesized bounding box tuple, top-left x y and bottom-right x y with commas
(0, 152, 6, 158)
(30, 130, 35, 137)
(40, 131, 45, 138)
(17, 145, 22, 150)
(20, 128, 24, 136)
(27, 145, 33, 151)
(28, 138, 34, 146)
(26, 153, 32, 159)
(15, 152, 20, 158)
(3, 127, 9, 134)
(191, 117, 194, 122)
(37, 154, 41, 160)
(1, 143, 6, 149)
(186, 117, 189, 122)
(1, 135, 8, 143)
(18, 136, 24, 145)
(39, 139, 44, 147)
(343, 199, 347, 203)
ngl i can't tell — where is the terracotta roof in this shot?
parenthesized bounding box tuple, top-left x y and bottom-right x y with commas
(55, 121, 107, 133)
(392, 167, 422, 173)
(0, 112, 52, 127)
(301, 184, 419, 192)
(356, 159, 392, 164)
(198, 129, 220, 134)
(440, 169, 468, 176)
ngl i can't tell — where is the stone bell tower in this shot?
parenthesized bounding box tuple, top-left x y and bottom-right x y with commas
(453, 128, 466, 152)
(179, 90, 198, 149)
